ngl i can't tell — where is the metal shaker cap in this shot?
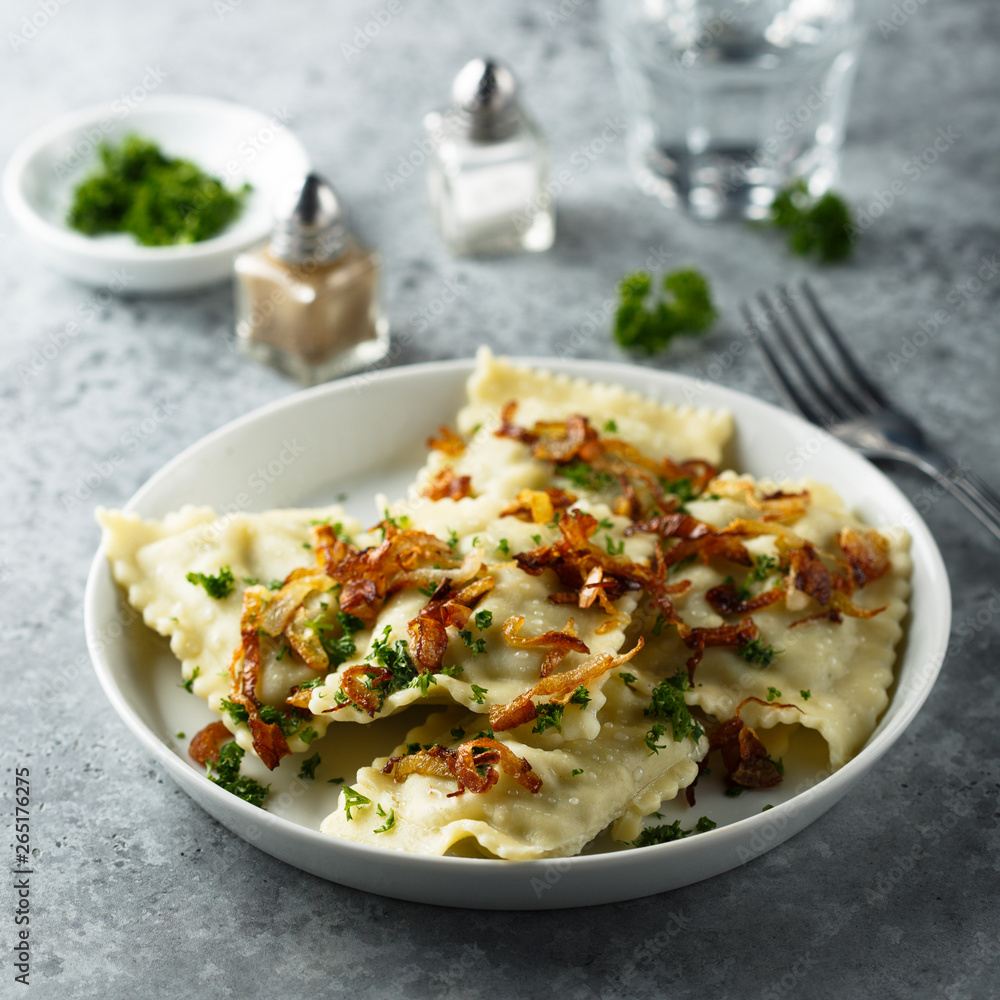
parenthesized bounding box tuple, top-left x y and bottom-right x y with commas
(269, 172, 347, 264)
(450, 57, 522, 141)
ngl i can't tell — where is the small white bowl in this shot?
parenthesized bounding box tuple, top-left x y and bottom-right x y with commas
(3, 95, 310, 293)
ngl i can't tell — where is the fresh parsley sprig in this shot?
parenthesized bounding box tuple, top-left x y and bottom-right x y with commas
(613, 268, 716, 355)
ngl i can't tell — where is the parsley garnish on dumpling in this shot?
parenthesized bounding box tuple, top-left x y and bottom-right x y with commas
(205, 742, 269, 808)
(186, 565, 235, 599)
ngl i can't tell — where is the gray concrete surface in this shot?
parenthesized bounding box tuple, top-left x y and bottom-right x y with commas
(2, 1, 999, 997)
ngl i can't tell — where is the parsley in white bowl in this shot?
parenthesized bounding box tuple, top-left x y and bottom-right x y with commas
(3, 95, 309, 293)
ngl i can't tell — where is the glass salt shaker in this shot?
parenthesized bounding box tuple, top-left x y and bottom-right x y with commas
(234, 173, 389, 385)
(424, 57, 555, 256)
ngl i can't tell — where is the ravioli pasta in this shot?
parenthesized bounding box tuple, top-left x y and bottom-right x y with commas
(98, 349, 910, 859)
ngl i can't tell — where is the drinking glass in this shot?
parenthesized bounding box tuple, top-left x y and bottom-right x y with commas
(602, 0, 862, 220)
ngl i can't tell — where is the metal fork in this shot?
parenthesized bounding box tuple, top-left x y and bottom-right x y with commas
(741, 280, 1000, 542)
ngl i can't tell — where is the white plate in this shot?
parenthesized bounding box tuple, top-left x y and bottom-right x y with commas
(84, 357, 950, 909)
(3, 95, 310, 292)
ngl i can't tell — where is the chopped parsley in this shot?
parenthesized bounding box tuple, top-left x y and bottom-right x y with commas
(767, 178, 853, 263)
(470, 684, 488, 705)
(532, 703, 564, 734)
(373, 806, 395, 834)
(571, 768, 585, 777)
(736, 554, 779, 599)
(180, 666, 201, 693)
(619, 671, 637, 689)
(644, 669, 704, 751)
(613, 268, 716, 355)
(631, 816, 717, 847)
(356, 626, 422, 709)
(458, 629, 487, 656)
(604, 534, 625, 556)
(242, 576, 259, 586)
(725, 786, 745, 798)
(67, 134, 251, 246)
(206, 742, 269, 807)
(186, 566, 235, 599)
(662, 477, 697, 505)
(766, 687, 782, 702)
(569, 686, 591, 708)
(740, 638, 781, 668)
(328, 777, 345, 785)
(446, 528, 459, 551)
(450, 726, 466, 742)
(219, 698, 249, 724)
(267, 579, 284, 591)
(297, 675, 327, 691)
(298, 753, 321, 781)
(343, 786, 371, 820)
(603, 419, 618, 433)
(474, 609, 493, 630)
(558, 460, 615, 492)
(800, 689, 812, 701)
(496, 538, 511, 557)
(304, 608, 365, 667)
(531, 533, 542, 545)
(258, 704, 299, 737)
(407, 671, 438, 697)
(298, 726, 319, 745)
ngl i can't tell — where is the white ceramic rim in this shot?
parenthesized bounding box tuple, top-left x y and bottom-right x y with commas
(83, 357, 951, 909)
(2, 94, 307, 263)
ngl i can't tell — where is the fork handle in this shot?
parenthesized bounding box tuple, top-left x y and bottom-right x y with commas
(922, 454, 1000, 543)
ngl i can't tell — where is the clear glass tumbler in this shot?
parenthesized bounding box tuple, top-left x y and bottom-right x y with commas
(602, 0, 862, 221)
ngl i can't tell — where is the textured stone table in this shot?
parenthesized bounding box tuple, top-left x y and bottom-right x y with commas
(3, 0, 999, 997)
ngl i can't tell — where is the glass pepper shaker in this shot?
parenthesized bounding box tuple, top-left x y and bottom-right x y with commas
(234, 173, 389, 385)
(424, 57, 555, 256)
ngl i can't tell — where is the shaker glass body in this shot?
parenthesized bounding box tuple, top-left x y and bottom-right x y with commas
(426, 115, 555, 256)
(234, 240, 389, 385)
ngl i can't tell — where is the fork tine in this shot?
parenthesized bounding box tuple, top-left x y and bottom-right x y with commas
(776, 284, 874, 419)
(798, 280, 890, 411)
(740, 302, 831, 427)
(753, 291, 841, 425)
